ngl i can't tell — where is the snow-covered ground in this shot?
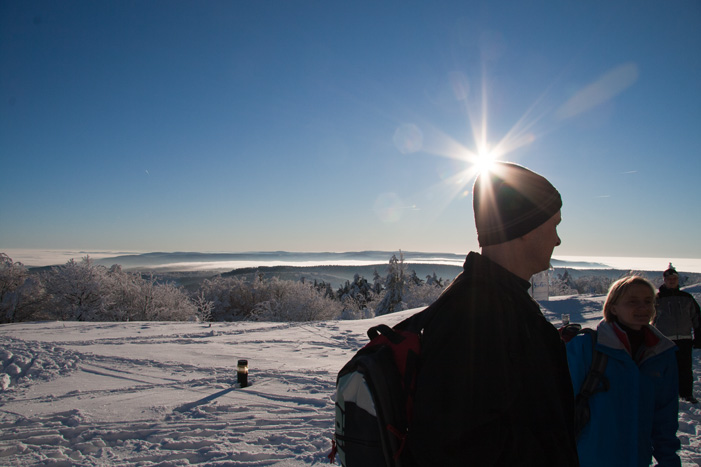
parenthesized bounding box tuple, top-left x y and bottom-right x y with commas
(1, 289, 700, 466)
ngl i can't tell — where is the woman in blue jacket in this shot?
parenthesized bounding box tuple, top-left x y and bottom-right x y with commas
(567, 276, 681, 467)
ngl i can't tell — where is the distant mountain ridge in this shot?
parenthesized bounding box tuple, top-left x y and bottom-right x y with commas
(92, 250, 469, 269)
(92, 251, 614, 269)
(23, 250, 701, 291)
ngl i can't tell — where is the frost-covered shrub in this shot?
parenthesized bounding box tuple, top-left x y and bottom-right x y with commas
(572, 275, 614, 295)
(0, 254, 28, 321)
(0, 254, 45, 323)
(402, 281, 446, 309)
(200, 275, 342, 322)
(192, 291, 214, 322)
(134, 280, 196, 321)
(374, 252, 451, 315)
(549, 270, 579, 296)
(339, 294, 377, 320)
(0, 254, 26, 291)
(251, 279, 342, 322)
(340, 303, 376, 320)
(40, 257, 196, 321)
(42, 257, 111, 321)
(96, 265, 139, 321)
(199, 276, 263, 321)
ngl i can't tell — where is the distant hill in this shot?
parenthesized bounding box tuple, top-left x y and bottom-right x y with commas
(89, 250, 466, 270)
(23, 250, 700, 292)
(551, 258, 609, 269)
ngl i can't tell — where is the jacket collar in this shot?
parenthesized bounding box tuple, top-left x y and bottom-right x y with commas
(610, 322, 660, 353)
(658, 284, 681, 297)
(596, 320, 676, 362)
(463, 251, 533, 293)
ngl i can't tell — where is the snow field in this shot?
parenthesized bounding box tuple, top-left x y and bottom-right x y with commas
(0, 290, 699, 466)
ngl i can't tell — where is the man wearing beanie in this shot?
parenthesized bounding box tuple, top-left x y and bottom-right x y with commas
(654, 264, 701, 404)
(408, 162, 579, 466)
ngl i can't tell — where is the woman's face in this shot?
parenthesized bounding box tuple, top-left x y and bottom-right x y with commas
(612, 283, 655, 330)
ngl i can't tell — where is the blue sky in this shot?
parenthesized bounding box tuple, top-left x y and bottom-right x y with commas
(1, 0, 699, 259)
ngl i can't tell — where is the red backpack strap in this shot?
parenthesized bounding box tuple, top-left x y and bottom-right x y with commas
(328, 438, 337, 464)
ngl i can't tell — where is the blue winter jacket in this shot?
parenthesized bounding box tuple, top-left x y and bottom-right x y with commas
(566, 320, 681, 467)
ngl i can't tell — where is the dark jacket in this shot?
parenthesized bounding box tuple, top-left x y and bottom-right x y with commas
(408, 252, 579, 466)
(654, 285, 701, 342)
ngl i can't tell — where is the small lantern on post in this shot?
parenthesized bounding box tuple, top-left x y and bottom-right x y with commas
(237, 359, 249, 388)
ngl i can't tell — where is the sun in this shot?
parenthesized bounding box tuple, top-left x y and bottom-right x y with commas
(474, 145, 496, 174)
(392, 69, 545, 218)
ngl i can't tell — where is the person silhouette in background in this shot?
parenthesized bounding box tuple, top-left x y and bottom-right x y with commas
(567, 276, 680, 467)
(654, 264, 701, 404)
(408, 162, 579, 466)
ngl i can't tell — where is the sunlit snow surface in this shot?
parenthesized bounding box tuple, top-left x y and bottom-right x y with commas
(1, 289, 700, 466)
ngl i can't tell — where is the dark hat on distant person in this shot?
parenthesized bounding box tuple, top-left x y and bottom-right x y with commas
(473, 161, 562, 246)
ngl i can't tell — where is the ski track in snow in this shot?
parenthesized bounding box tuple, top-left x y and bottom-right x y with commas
(0, 292, 700, 466)
(0, 319, 374, 466)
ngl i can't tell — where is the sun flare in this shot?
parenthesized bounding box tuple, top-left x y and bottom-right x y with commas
(393, 70, 548, 221)
(474, 146, 496, 174)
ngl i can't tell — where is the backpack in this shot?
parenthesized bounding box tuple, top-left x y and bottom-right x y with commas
(329, 306, 436, 466)
(560, 323, 609, 438)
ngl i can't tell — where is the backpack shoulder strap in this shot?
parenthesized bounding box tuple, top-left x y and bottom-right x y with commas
(573, 328, 609, 437)
(373, 300, 439, 338)
(577, 329, 609, 398)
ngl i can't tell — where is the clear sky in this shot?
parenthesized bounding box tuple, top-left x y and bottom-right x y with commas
(1, 0, 699, 259)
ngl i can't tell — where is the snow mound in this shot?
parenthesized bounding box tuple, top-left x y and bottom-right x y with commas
(1, 337, 80, 391)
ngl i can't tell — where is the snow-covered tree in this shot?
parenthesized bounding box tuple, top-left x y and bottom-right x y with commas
(200, 275, 343, 322)
(337, 274, 374, 308)
(42, 257, 111, 321)
(550, 269, 579, 296)
(0, 253, 27, 300)
(340, 295, 376, 320)
(39, 258, 196, 322)
(337, 273, 379, 320)
(408, 270, 423, 286)
(198, 276, 258, 321)
(138, 279, 196, 321)
(372, 269, 383, 295)
(375, 252, 407, 315)
(403, 277, 448, 309)
(313, 280, 335, 299)
(0, 254, 44, 323)
(103, 265, 141, 321)
(250, 278, 342, 322)
(425, 272, 443, 288)
(192, 291, 214, 322)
